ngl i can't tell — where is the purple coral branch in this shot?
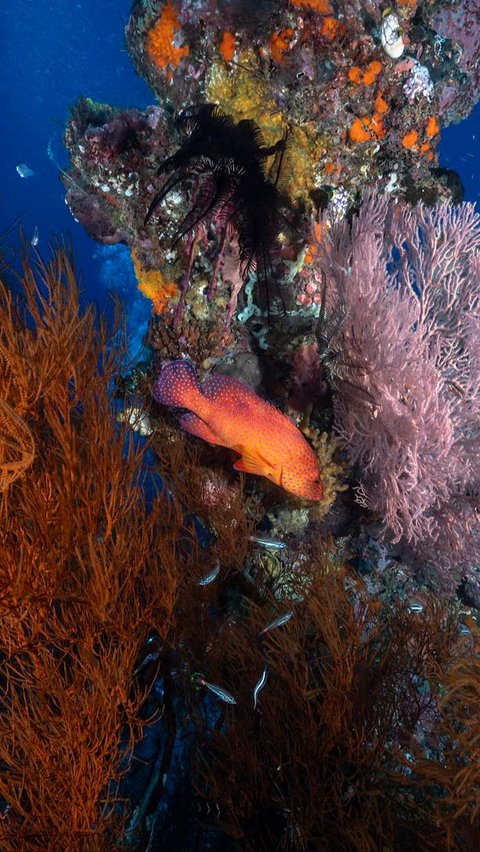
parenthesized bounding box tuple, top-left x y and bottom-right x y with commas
(311, 191, 480, 585)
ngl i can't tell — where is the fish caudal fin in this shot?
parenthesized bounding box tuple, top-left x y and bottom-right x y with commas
(152, 360, 201, 410)
(179, 413, 223, 445)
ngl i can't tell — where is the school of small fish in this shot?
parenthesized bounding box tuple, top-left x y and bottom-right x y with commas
(152, 360, 323, 501)
(189, 602, 294, 706)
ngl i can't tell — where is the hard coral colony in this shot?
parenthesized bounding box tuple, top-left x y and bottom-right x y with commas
(3, 0, 480, 849)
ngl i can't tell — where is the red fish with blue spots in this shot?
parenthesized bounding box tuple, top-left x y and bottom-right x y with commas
(153, 360, 323, 501)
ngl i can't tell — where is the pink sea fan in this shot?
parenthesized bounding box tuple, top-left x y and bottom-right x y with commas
(311, 191, 480, 584)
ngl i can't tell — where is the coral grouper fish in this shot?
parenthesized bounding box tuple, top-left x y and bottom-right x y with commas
(152, 360, 323, 501)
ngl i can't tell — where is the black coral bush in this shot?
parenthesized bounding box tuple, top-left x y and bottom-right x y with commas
(1, 245, 480, 851)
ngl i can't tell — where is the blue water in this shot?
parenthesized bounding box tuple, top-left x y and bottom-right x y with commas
(0, 0, 153, 353)
(1, 0, 479, 353)
(440, 106, 480, 203)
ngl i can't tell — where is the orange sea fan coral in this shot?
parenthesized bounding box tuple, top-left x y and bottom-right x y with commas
(191, 560, 478, 849)
(146, 0, 189, 70)
(0, 243, 180, 848)
(0, 399, 35, 492)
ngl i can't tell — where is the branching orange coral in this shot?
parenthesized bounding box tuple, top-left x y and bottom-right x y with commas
(190, 557, 479, 848)
(0, 399, 34, 491)
(0, 244, 179, 849)
(396, 624, 480, 846)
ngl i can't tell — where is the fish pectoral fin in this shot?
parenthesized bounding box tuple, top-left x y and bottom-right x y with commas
(233, 458, 261, 475)
(233, 450, 279, 478)
(179, 413, 223, 445)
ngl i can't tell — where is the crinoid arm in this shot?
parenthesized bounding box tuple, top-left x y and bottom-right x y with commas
(144, 172, 193, 225)
(171, 171, 234, 247)
(144, 103, 304, 323)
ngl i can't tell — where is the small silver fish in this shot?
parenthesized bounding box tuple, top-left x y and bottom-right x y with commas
(260, 611, 294, 635)
(198, 561, 220, 586)
(16, 163, 34, 179)
(196, 676, 237, 705)
(253, 666, 268, 709)
(249, 535, 287, 551)
(31, 225, 39, 247)
(407, 601, 424, 613)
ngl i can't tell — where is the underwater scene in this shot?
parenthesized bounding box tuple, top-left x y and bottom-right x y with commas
(1, 0, 480, 849)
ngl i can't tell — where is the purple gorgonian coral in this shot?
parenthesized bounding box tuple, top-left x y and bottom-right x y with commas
(310, 191, 480, 588)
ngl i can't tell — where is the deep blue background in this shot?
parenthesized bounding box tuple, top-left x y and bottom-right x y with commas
(0, 0, 153, 354)
(1, 0, 479, 355)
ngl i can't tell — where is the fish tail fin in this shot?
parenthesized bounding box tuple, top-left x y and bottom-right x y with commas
(152, 360, 201, 410)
